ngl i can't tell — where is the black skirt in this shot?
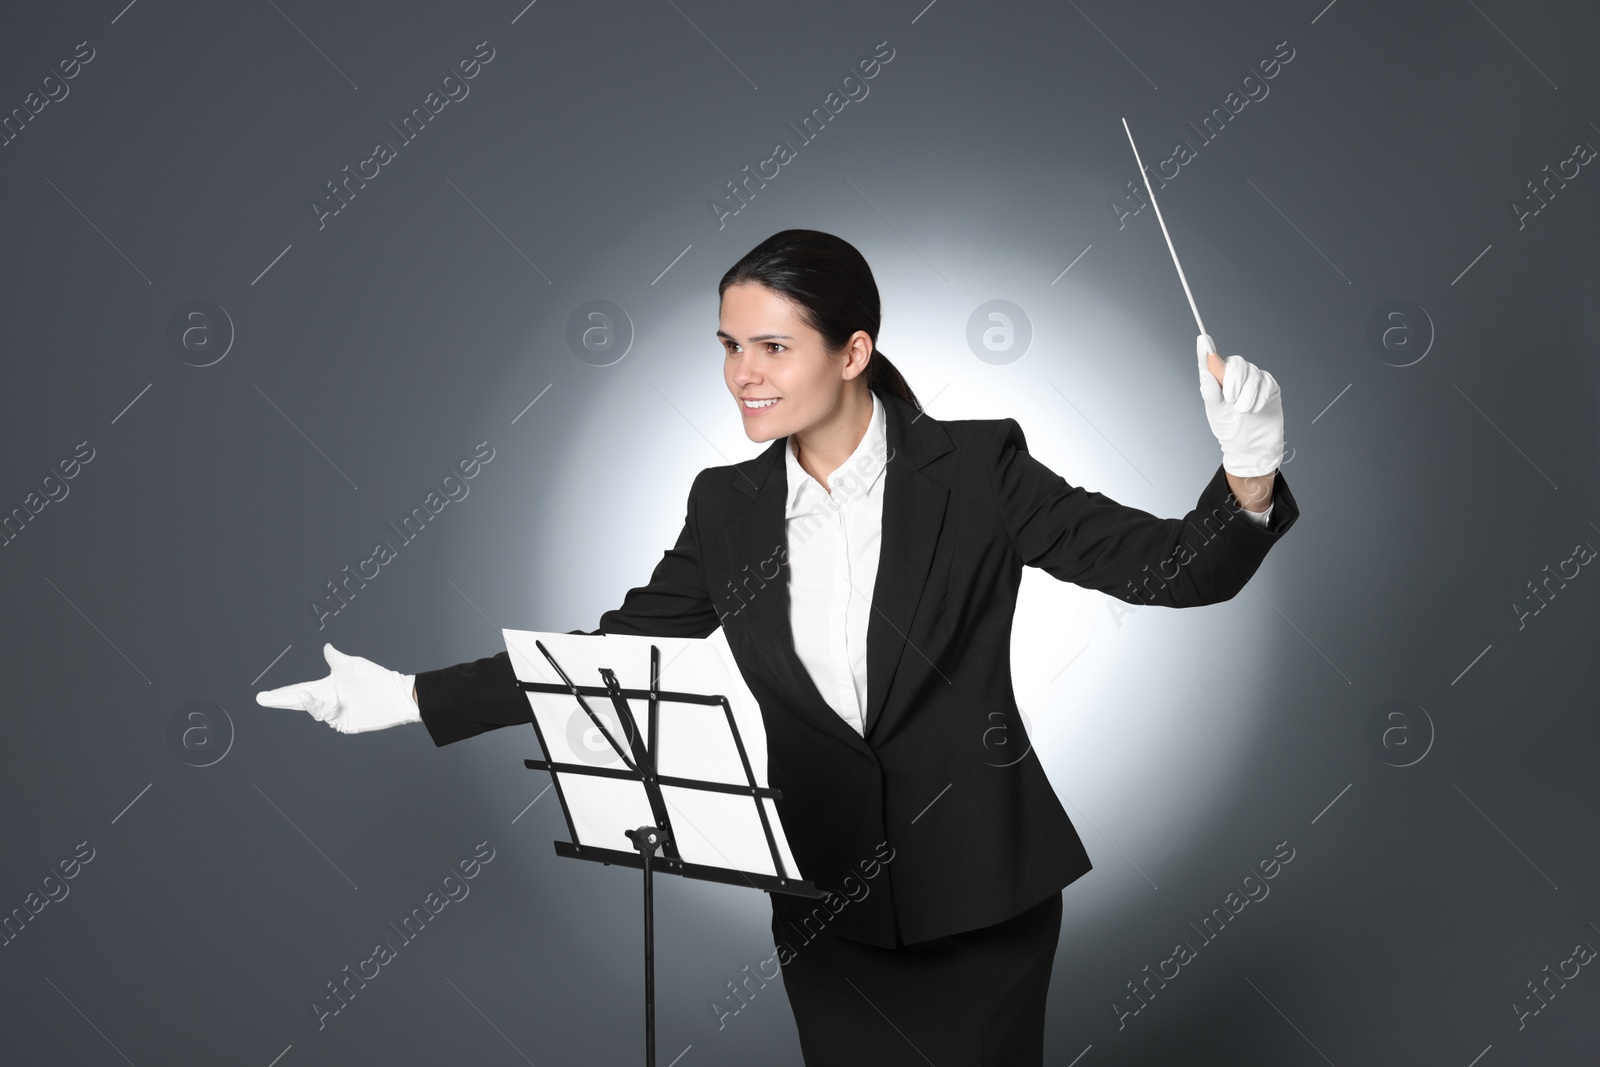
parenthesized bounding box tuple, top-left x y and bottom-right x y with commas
(772, 890, 1064, 1066)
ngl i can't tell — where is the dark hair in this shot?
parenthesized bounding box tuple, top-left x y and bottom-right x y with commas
(718, 229, 920, 410)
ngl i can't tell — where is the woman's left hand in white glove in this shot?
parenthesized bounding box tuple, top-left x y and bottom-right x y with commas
(255, 643, 420, 734)
(1196, 333, 1285, 479)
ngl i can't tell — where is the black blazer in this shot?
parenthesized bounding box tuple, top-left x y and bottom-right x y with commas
(414, 385, 1300, 947)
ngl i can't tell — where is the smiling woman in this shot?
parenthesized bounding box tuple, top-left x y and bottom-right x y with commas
(259, 227, 1299, 1067)
(716, 230, 918, 491)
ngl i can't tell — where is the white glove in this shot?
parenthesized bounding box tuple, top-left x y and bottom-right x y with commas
(255, 643, 420, 734)
(1196, 333, 1285, 478)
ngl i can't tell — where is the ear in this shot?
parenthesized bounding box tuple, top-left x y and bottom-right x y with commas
(843, 331, 874, 379)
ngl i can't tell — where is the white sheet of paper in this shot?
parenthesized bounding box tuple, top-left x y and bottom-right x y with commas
(502, 626, 803, 884)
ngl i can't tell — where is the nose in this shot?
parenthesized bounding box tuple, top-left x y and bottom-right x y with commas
(729, 351, 761, 388)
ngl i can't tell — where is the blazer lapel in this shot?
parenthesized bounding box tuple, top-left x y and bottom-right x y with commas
(722, 437, 872, 755)
(862, 391, 954, 737)
(721, 388, 955, 750)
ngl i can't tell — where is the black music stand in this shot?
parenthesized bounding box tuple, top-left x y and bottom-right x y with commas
(513, 634, 821, 1067)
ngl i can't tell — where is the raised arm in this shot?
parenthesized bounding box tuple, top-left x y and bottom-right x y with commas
(990, 416, 1299, 608)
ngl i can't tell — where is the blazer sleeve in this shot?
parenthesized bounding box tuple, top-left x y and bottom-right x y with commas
(989, 417, 1300, 607)
(413, 470, 721, 747)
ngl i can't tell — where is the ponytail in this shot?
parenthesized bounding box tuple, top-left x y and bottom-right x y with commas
(864, 348, 919, 410)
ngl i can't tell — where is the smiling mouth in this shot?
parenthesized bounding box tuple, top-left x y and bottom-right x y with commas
(742, 397, 781, 409)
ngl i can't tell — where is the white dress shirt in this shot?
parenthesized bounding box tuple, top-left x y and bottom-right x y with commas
(783, 390, 889, 735)
(781, 392, 1273, 735)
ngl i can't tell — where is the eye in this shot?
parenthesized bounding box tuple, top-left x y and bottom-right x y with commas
(765, 342, 786, 353)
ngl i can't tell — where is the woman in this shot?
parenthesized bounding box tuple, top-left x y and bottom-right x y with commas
(258, 229, 1297, 1064)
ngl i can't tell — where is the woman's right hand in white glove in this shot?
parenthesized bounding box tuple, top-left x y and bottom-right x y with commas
(256, 643, 420, 734)
(1195, 332, 1286, 478)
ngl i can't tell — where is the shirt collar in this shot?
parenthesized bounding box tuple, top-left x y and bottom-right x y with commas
(784, 389, 887, 517)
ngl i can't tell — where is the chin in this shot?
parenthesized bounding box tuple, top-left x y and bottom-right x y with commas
(741, 424, 785, 444)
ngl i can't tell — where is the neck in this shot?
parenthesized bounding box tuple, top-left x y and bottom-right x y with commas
(791, 384, 873, 490)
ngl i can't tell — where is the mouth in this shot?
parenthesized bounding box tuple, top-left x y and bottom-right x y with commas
(740, 397, 781, 416)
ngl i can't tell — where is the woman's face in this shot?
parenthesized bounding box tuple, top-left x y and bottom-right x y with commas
(719, 282, 862, 443)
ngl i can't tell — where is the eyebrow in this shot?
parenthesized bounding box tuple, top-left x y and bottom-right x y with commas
(716, 330, 794, 342)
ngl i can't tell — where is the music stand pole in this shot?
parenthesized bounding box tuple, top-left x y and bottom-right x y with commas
(625, 825, 670, 1067)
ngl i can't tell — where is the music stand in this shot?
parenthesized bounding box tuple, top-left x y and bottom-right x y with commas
(505, 628, 821, 1067)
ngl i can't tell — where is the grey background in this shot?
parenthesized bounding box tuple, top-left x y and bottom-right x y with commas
(2, 0, 1596, 1064)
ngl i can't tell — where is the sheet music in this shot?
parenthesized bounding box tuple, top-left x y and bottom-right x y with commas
(502, 626, 803, 882)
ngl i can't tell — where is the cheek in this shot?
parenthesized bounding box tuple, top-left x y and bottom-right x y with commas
(783, 357, 827, 396)
(776, 372, 813, 411)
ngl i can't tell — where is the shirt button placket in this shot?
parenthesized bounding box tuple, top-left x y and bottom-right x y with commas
(833, 493, 857, 729)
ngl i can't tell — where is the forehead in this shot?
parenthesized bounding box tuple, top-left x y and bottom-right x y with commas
(718, 283, 811, 337)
